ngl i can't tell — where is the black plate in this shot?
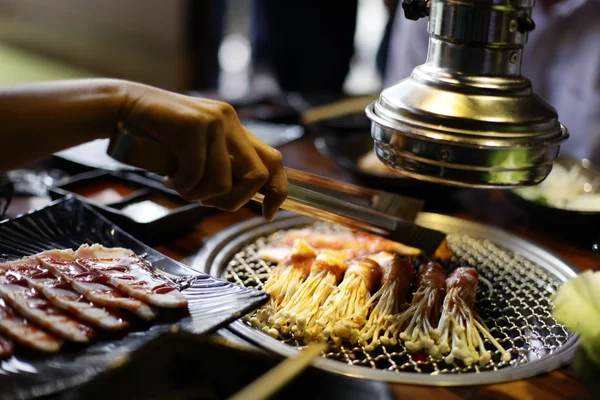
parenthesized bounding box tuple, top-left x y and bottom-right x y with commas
(0, 197, 268, 400)
(314, 133, 457, 199)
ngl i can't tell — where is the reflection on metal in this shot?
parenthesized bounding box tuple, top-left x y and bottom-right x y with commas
(367, 0, 569, 187)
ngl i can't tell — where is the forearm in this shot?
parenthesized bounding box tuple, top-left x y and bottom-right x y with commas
(0, 79, 127, 171)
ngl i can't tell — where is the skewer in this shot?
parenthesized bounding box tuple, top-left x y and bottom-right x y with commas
(228, 342, 327, 400)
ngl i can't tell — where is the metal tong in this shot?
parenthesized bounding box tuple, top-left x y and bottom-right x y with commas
(107, 125, 446, 254)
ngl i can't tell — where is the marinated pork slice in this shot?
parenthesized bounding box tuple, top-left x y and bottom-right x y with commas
(0, 271, 94, 343)
(0, 332, 13, 358)
(0, 258, 129, 331)
(76, 245, 188, 308)
(37, 249, 157, 320)
(279, 230, 422, 258)
(0, 299, 62, 353)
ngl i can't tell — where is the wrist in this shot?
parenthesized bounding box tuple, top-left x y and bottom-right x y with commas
(86, 78, 132, 141)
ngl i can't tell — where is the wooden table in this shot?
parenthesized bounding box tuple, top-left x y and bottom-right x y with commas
(14, 134, 597, 399)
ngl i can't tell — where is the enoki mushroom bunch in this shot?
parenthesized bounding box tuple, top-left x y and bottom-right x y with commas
(251, 233, 511, 366)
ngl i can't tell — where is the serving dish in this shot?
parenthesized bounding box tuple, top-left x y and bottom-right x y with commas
(0, 197, 268, 400)
(48, 170, 210, 245)
(193, 211, 579, 386)
(508, 157, 600, 244)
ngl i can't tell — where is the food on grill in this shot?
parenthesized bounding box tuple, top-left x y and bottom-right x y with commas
(0, 245, 187, 356)
(278, 229, 422, 258)
(0, 299, 63, 353)
(38, 250, 158, 320)
(433, 239, 453, 260)
(314, 257, 382, 344)
(436, 267, 510, 365)
(268, 250, 346, 339)
(262, 240, 317, 307)
(1, 258, 128, 331)
(356, 253, 415, 350)
(251, 227, 518, 367)
(261, 233, 452, 265)
(251, 240, 317, 332)
(256, 247, 292, 263)
(388, 262, 446, 355)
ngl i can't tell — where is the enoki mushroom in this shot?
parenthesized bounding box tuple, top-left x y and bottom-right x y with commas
(435, 267, 511, 366)
(269, 250, 346, 340)
(352, 253, 414, 351)
(386, 261, 446, 356)
(314, 257, 381, 345)
(250, 239, 317, 336)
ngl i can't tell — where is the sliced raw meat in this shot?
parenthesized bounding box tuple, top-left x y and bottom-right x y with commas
(37, 249, 157, 320)
(0, 332, 13, 358)
(0, 299, 62, 353)
(76, 245, 188, 308)
(0, 258, 129, 331)
(0, 282, 94, 343)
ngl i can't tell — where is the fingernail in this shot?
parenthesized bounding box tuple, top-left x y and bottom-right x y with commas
(265, 210, 277, 222)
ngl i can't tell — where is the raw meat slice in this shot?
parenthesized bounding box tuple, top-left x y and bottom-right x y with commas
(37, 250, 157, 320)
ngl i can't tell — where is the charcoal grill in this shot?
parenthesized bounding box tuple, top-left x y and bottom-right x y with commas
(192, 212, 578, 386)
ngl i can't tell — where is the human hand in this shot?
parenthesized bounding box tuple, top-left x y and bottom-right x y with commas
(117, 81, 288, 220)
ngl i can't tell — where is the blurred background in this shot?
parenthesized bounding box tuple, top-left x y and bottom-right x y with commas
(0, 0, 387, 97)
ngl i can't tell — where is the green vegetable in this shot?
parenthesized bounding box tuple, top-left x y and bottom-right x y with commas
(534, 196, 548, 206)
(552, 271, 600, 365)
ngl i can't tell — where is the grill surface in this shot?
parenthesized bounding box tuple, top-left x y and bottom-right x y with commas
(193, 212, 579, 385)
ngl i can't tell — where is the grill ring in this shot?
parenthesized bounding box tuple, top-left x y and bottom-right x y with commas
(192, 211, 579, 386)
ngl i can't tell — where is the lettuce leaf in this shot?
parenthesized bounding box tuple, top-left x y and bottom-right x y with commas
(552, 270, 600, 364)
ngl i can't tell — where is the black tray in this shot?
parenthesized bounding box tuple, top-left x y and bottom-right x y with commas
(0, 197, 268, 400)
(48, 170, 211, 246)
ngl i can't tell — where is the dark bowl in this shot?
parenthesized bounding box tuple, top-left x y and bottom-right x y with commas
(507, 157, 600, 245)
(313, 113, 373, 132)
(314, 132, 458, 202)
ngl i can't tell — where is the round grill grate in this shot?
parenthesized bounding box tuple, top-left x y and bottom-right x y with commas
(194, 213, 579, 385)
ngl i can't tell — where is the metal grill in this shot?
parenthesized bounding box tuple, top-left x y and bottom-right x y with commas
(224, 223, 573, 376)
(192, 212, 578, 385)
